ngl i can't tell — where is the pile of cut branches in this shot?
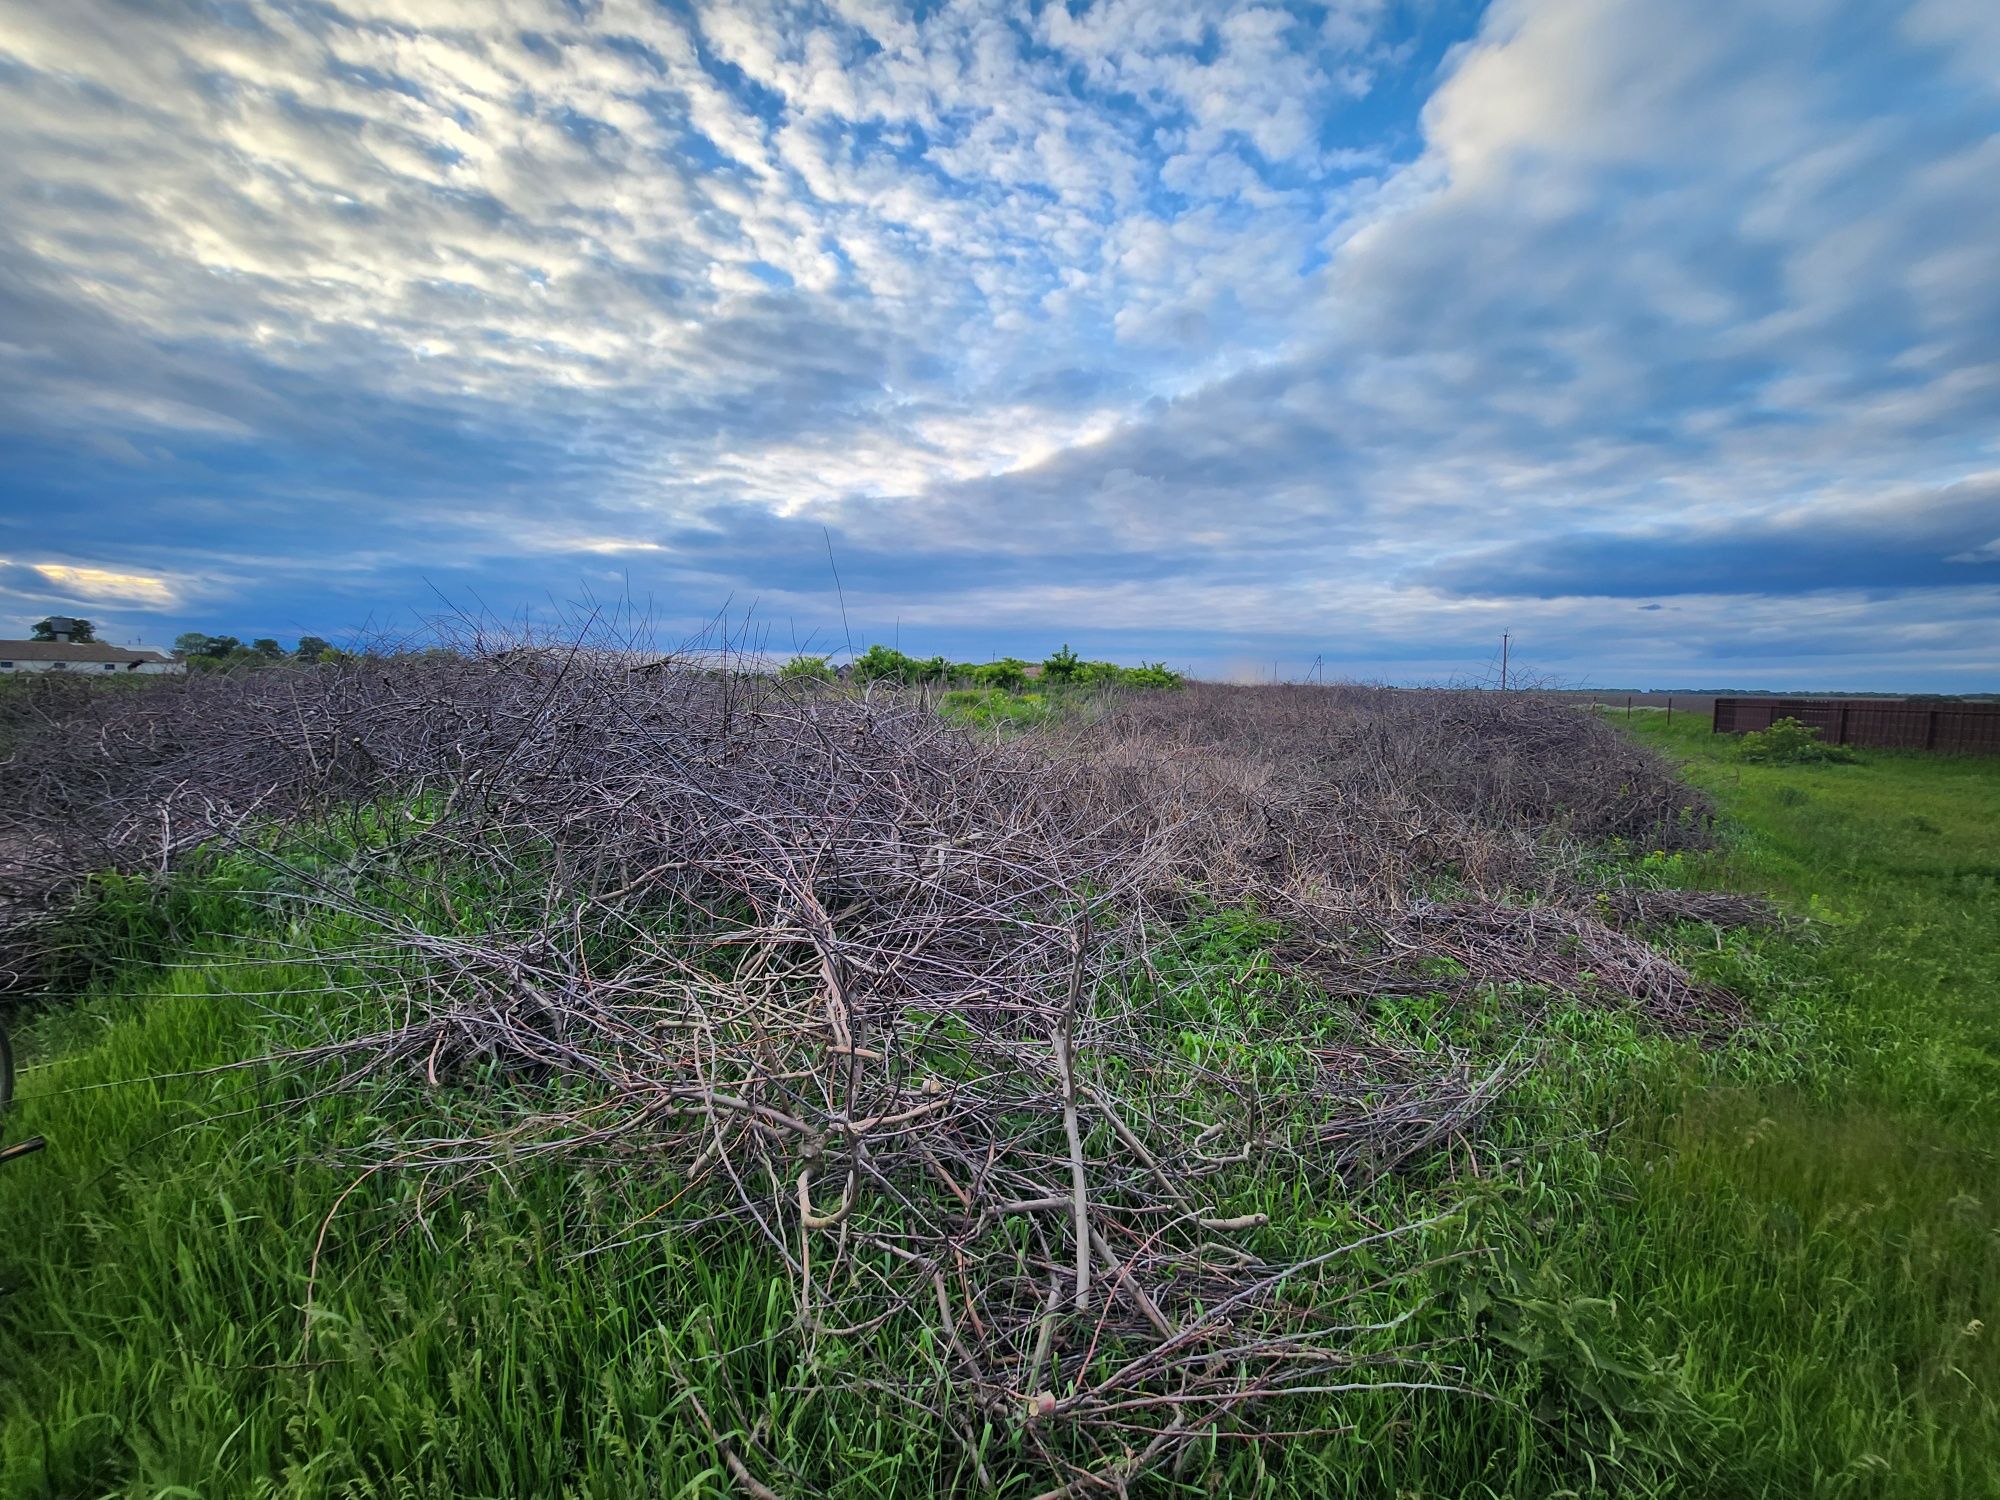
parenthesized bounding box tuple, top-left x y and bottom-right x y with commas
(0, 645, 1738, 1492)
(1075, 684, 1735, 1026)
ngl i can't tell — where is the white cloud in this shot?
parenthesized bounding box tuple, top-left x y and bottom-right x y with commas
(0, 0, 1412, 530)
(27, 563, 181, 607)
(0, 0, 1994, 683)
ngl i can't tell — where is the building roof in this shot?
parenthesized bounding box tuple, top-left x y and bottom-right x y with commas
(0, 640, 175, 664)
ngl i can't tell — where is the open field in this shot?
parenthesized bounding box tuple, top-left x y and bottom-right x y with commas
(1586, 713, 2000, 1494)
(1545, 690, 1719, 717)
(0, 667, 1994, 1498)
(1546, 692, 2000, 718)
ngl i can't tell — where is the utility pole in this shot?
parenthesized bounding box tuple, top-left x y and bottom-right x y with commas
(1500, 632, 1510, 691)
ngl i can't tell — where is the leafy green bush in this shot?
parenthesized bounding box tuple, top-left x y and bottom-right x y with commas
(1736, 716, 1858, 765)
(1042, 643, 1083, 683)
(831, 643, 1181, 693)
(1074, 658, 1179, 689)
(1042, 645, 1181, 691)
(831, 641, 1183, 729)
(778, 654, 834, 681)
(965, 658, 1032, 691)
(850, 644, 951, 685)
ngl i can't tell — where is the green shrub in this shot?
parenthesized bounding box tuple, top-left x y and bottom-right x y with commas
(1041, 643, 1083, 684)
(965, 658, 1032, 691)
(839, 644, 1181, 694)
(1092, 659, 1179, 689)
(778, 654, 835, 681)
(850, 644, 951, 685)
(1043, 645, 1180, 691)
(1737, 716, 1859, 765)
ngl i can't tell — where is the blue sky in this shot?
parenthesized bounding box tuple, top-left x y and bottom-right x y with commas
(0, 0, 1996, 688)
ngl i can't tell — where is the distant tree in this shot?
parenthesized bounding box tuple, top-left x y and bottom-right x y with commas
(295, 636, 332, 659)
(968, 658, 1030, 691)
(851, 644, 951, 686)
(1120, 662, 1182, 689)
(172, 632, 244, 663)
(32, 617, 96, 643)
(778, 654, 834, 681)
(1041, 644, 1083, 684)
(251, 638, 284, 659)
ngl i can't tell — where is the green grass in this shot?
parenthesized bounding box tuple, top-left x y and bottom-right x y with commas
(936, 686, 1060, 731)
(1, 721, 1995, 1497)
(1575, 713, 2000, 1496)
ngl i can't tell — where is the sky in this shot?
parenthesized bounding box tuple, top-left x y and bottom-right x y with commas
(0, 0, 1997, 688)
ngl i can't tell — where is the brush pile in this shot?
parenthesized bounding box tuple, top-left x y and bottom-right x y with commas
(1076, 684, 1737, 1023)
(0, 648, 1735, 1493)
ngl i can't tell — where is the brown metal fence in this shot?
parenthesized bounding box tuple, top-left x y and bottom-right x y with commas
(1712, 698, 2000, 755)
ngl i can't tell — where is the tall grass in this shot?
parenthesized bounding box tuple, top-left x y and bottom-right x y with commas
(1583, 714, 2000, 1496)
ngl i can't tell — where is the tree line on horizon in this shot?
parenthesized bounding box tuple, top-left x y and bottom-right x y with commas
(22, 618, 344, 666)
(172, 632, 345, 667)
(781, 643, 1182, 691)
(29, 621, 1178, 691)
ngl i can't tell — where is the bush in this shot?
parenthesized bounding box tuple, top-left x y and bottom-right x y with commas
(1074, 658, 1179, 690)
(778, 654, 834, 682)
(850, 645, 950, 686)
(966, 658, 1032, 691)
(1042, 644, 1084, 684)
(1737, 717, 1858, 765)
(836, 645, 1181, 694)
(1044, 646, 1181, 692)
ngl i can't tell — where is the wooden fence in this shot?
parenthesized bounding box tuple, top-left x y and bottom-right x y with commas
(1711, 697, 2000, 755)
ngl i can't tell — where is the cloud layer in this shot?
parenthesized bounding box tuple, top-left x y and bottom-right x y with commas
(0, 0, 1995, 686)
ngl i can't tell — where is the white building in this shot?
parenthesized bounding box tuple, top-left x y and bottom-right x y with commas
(0, 640, 184, 675)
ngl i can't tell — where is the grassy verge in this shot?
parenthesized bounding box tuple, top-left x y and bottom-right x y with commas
(1570, 712, 2000, 1497)
(1, 715, 1994, 1497)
